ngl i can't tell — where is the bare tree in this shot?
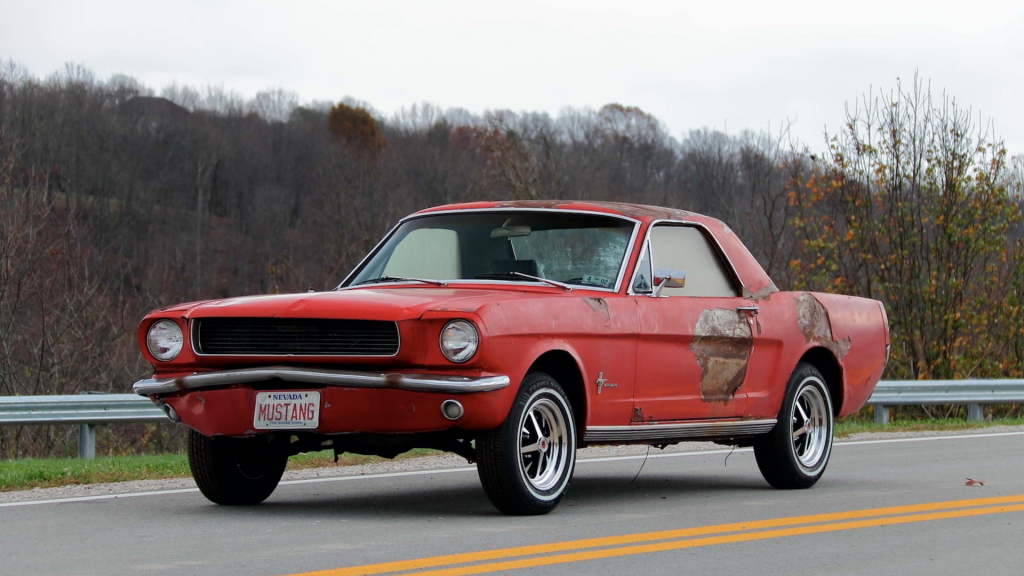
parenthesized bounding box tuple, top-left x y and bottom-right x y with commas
(248, 87, 298, 123)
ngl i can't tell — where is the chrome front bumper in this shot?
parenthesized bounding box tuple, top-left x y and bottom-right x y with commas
(133, 366, 511, 396)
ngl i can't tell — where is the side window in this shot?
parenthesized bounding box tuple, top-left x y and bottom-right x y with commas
(383, 228, 462, 279)
(632, 244, 653, 293)
(649, 225, 738, 297)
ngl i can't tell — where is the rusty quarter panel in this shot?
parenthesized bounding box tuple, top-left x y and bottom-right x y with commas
(808, 292, 888, 416)
(743, 291, 887, 419)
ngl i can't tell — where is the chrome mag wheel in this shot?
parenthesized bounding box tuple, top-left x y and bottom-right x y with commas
(476, 372, 577, 515)
(519, 396, 571, 493)
(790, 379, 829, 471)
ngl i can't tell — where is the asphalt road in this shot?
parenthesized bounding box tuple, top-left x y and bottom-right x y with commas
(3, 432, 1023, 576)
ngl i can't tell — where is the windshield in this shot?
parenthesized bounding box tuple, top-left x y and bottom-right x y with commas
(345, 211, 636, 290)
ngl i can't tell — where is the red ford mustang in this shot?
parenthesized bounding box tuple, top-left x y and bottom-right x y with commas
(134, 201, 888, 514)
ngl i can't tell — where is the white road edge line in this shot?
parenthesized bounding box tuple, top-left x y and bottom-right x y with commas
(2, 431, 1022, 509)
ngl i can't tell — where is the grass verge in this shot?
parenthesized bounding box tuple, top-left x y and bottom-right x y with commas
(834, 417, 1024, 438)
(1, 453, 190, 492)
(3, 419, 1023, 492)
(0, 448, 438, 493)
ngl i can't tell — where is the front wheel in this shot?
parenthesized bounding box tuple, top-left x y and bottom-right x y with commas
(187, 429, 288, 505)
(477, 372, 577, 515)
(754, 363, 834, 489)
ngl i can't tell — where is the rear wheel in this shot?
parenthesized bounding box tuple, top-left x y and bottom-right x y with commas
(754, 362, 834, 489)
(477, 372, 577, 515)
(187, 429, 288, 505)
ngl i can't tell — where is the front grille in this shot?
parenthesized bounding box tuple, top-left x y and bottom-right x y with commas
(193, 318, 399, 356)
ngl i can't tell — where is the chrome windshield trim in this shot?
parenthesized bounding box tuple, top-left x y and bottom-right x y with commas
(614, 218, 641, 293)
(133, 366, 511, 396)
(338, 279, 620, 293)
(336, 207, 642, 294)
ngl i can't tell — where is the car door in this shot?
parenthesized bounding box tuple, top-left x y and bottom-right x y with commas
(630, 223, 757, 421)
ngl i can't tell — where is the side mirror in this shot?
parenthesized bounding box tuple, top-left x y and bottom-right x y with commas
(653, 268, 685, 296)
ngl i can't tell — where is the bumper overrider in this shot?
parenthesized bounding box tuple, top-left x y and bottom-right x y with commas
(133, 366, 511, 396)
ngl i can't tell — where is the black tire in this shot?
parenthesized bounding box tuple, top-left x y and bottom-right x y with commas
(187, 429, 288, 505)
(477, 372, 577, 515)
(754, 362, 834, 489)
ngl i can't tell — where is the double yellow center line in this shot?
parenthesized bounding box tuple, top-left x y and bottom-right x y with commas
(288, 494, 1024, 576)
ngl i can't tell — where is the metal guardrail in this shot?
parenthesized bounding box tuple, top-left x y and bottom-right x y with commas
(0, 393, 167, 458)
(1, 379, 1023, 458)
(865, 379, 1024, 424)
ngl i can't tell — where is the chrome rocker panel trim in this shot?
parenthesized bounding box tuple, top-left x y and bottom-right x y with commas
(133, 366, 511, 397)
(584, 418, 777, 443)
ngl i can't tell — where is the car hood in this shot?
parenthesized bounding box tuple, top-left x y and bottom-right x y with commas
(171, 287, 543, 322)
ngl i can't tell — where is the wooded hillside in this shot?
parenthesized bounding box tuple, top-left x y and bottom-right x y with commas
(1, 62, 1022, 457)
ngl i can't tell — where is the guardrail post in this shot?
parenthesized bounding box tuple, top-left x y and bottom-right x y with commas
(873, 405, 889, 425)
(78, 424, 96, 459)
(967, 404, 983, 422)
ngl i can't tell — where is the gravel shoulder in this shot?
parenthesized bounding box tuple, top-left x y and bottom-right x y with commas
(3, 424, 1022, 505)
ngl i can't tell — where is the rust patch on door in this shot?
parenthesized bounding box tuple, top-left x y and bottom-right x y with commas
(582, 297, 611, 321)
(794, 293, 852, 359)
(690, 308, 753, 402)
(631, 406, 644, 422)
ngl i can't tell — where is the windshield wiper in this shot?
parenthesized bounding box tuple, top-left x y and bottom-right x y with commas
(355, 276, 448, 287)
(474, 272, 572, 291)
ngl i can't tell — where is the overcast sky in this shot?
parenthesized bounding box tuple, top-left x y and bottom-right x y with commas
(1, 0, 1022, 153)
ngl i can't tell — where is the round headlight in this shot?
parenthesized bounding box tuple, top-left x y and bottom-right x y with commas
(147, 320, 183, 362)
(439, 320, 479, 363)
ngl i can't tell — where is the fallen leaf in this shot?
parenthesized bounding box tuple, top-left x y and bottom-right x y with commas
(965, 478, 985, 487)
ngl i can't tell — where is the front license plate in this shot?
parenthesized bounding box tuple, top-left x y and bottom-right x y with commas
(253, 391, 321, 430)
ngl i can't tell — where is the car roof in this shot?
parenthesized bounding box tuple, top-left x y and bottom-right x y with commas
(414, 200, 715, 225)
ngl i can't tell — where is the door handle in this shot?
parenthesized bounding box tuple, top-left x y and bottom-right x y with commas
(736, 306, 759, 315)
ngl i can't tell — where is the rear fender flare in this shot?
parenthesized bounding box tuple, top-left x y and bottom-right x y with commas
(793, 346, 845, 416)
